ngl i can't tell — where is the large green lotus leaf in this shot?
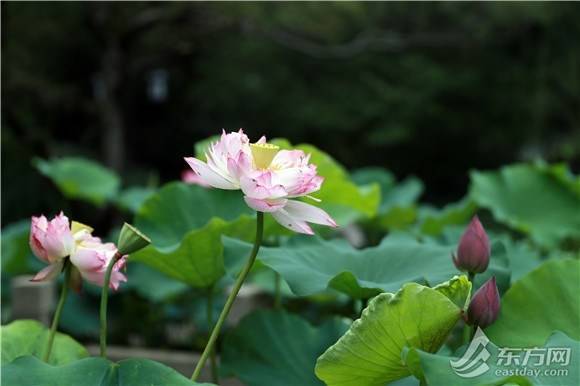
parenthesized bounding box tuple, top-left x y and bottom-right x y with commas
(351, 168, 423, 213)
(315, 277, 471, 386)
(352, 167, 423, 230)
(246, 266, 295, 298)
(223, 234, 467, 299)
(115, 186, 156, 214)
(544, 162, 580, 196)
(418, 197, 478, 236)
(132, 217, 255, 288)
(131, 182, 262, 287)
(405, 331, 580, 386)
(126, 262, 189, 302)
(1, 320, 88, 365)
(469, 163, 580, 248)
(1, 355, 214, 386)
(221, 310, 348, 386)
(294, 143, 380, 225)
(135, 182, 253, 248)
(485, 259, 580, 347)
(34, 157, 120, 206)
(408, 230, 514, 293)
(266, 139, 380, 225)
(495, 237, 542, 282)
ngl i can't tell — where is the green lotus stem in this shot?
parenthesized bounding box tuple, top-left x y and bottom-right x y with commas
(274, 272, 282, 309)
(463, 271, 476, 344)
(468, 271, 475, 283)
(99, 252, 122, 358)
(207, 287, 219, 384)
(191, 212, 264, 381)
(43, 259, 71, 362)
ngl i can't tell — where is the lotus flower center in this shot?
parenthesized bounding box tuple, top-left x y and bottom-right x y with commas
(250, 143, 279, 169)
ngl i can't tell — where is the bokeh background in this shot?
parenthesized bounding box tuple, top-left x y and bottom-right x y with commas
(2, 2, 580, 367)
(3, 2, 579, 225)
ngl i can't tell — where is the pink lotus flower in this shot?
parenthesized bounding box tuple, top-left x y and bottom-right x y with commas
(29, 213, 126, 289)
(184, 131, 337, 234)
(452, 216, 490, 274)
(70, 233, 127, 290)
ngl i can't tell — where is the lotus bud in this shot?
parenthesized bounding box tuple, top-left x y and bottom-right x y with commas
(117, 223, 151, 255)
(467, 277, 500, 328)
(452, 215, 490, 274)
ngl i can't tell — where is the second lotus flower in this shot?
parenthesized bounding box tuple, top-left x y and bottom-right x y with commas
(185, 130, 337, 234)
(30, 212, 127, 290)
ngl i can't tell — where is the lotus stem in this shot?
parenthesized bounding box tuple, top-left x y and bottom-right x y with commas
(43, 259, 71, 362)
(191, 212, 264, 381)
(207, 286, 219, 383)
(99, 251, 122, 358)
(463, 271, 476, 344)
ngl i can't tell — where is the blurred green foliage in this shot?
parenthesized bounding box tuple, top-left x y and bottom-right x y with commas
(486, 258, 580, 347)
(34, 157, 120, 207)
(2, 2, 580, 224)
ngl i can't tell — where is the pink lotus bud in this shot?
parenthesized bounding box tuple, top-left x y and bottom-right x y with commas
(29, 212, 75, 264)
(452, 215, 490, 273)
(467, 277, 500, 328)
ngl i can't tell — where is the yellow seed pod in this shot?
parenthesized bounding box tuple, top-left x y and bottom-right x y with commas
(71, 221, 94, 235)
(250, 143, 280, 169)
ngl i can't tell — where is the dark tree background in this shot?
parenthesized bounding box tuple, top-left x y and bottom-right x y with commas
(2, 2, 579, 224)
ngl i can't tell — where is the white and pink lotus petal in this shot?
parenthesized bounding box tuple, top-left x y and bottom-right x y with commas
(226, 151, 252, 181)
(184, 157, 238, 190)
(70, 244, 108, 272)
(240, 172, 288, 200)
(70, 238, 127, 290)
(31, 261, 64, 282)
(81, 267, 127, 290)
(29, 212, 75, 263)
(184, 129, 254, 190)
(270, 149, 308, 169)
(182, 170, 212, 188)
(271, 208, 314, 235)
(29, 215, 49, 262)
(282, 200, 337, 227)
(244, 197, 288, 213)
